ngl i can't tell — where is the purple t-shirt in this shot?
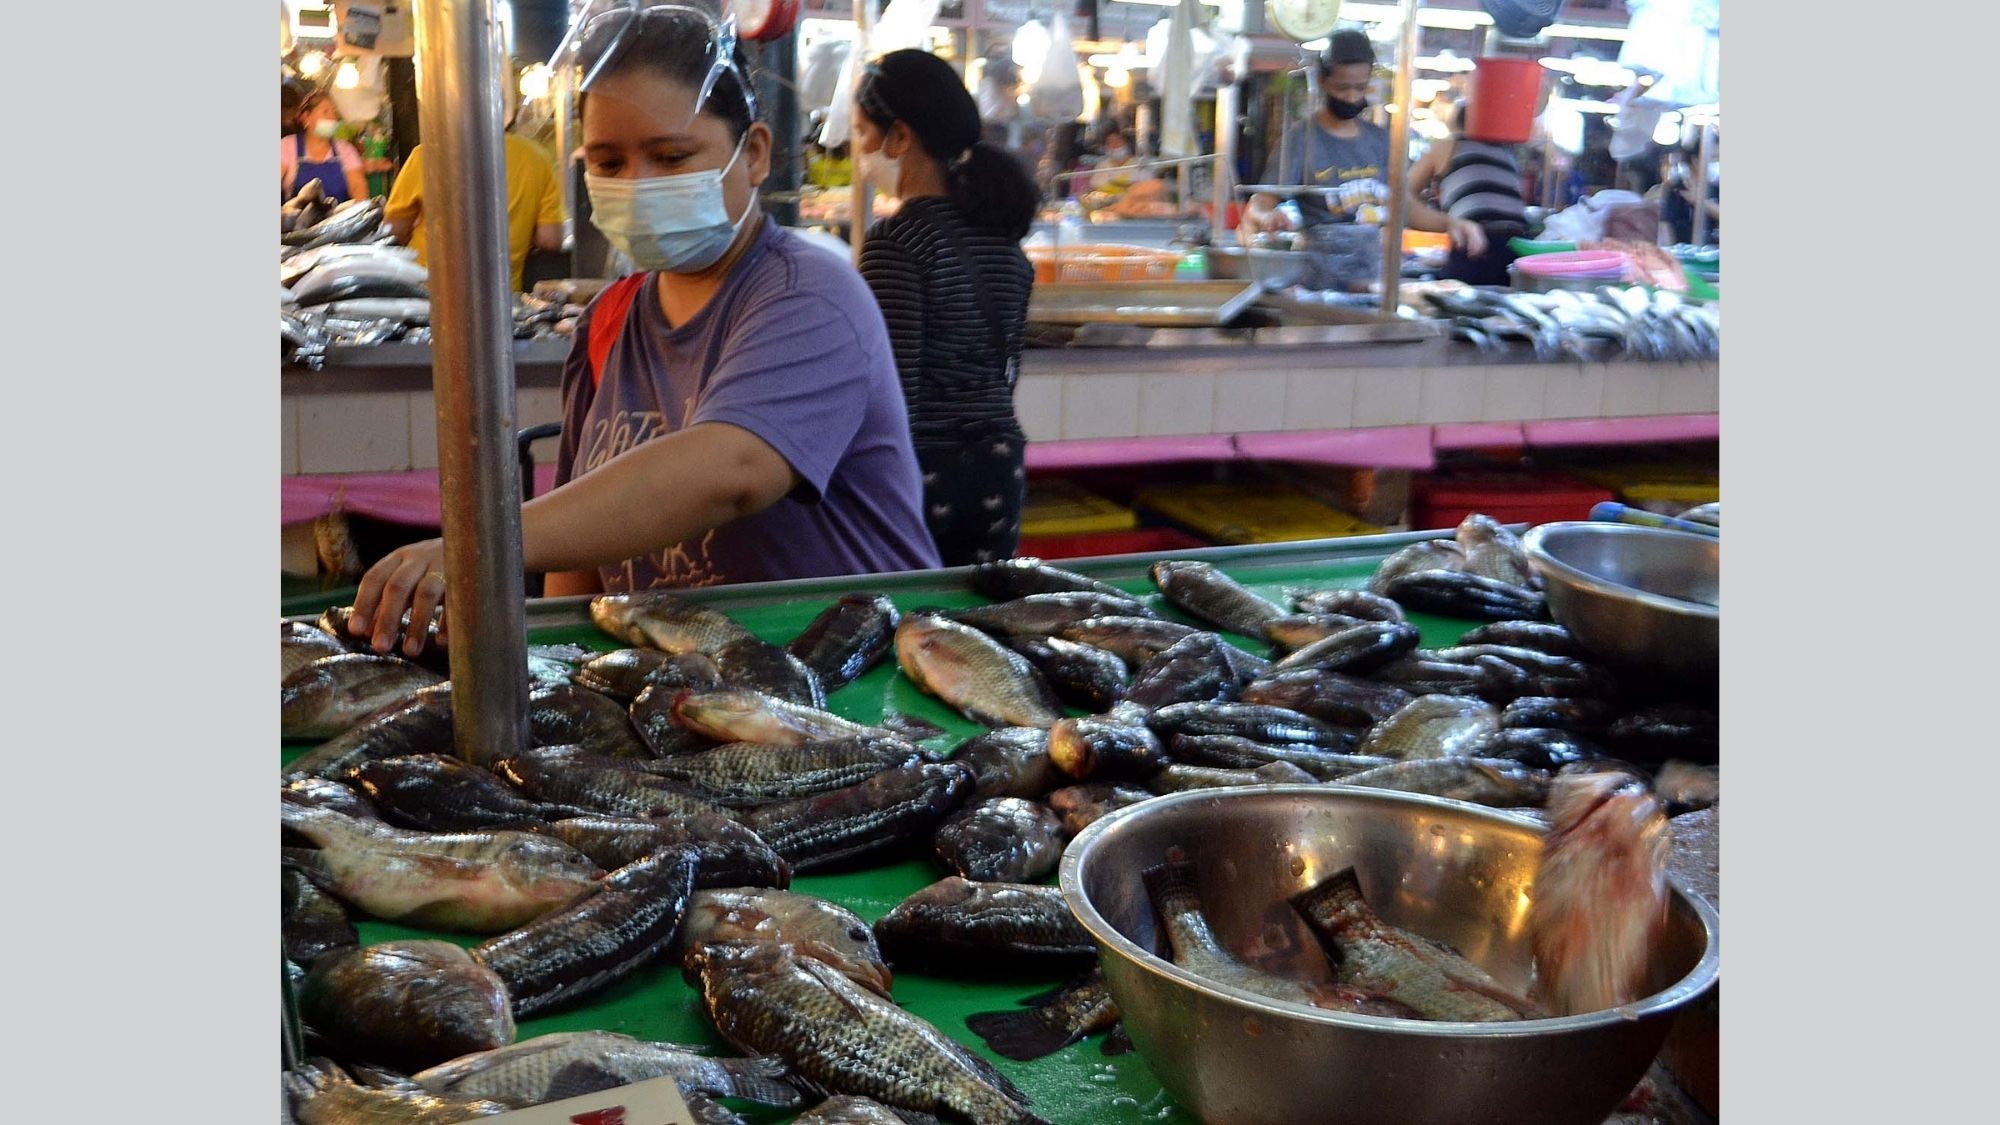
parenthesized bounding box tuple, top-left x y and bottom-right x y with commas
(552, 219, 941, 591)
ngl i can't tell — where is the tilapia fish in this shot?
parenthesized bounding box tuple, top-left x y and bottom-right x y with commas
(283, 684, 456, 781)
(714, 638, 826, 709)
(1147, 761, 1320, 793)
(674, 690, 912, 746)
(1373, 653, 1532, 703)
(1462, 727, 1605, 772)
(1502, 696, 1616, 736)
(321, 605, 447, 673)
(472, 847, 699, 1018)
(528, 683, 651, 761)
(967, 557, 1130, 601)
(348, 754, 584, 832)
(1455, 514, 1535, 587)
(1057, 616, 1201, 668)
(1003, 636, 1129, 712)
(744, 762, 974, 873)
(694, 940, 1050, 1124)
(934, 798, 1065, 883)
(1271, 620, 1421, 676)
(895, 614, 1064, 728)
(1046, 783, 1151, 837)
(1292, 868, 1538, 1021)
(534, 813, 790, 888)
(573, 649, 722, 705)
(677, 886, 893, 997)
(284, 620, 351, 681)
(281, 798, 603, 932)
(1149, 701, 1356, 748)
(629, 682, 726, 758)
(1240, 670, 1415, 726)
(1149, 560, 1287, 639)
(1383, 571, 1550, 623)
(1291, 588, 1406, 623)
(1262, 613, 1368, 650)
(590, 591, 753, 654)
(283, 776, 382, 825)
(493, 746, 735, 820)
(283, 654, 445, 741)
(787, 593, 900, 691)
(638, 737, 924, 807)
(299, 941, 515, 1073)
(1429, 644, 1620, 699)
(1167, 734, 1391, 780)
(1365, 539, 1467, 595)
(1119, 632, 1241, 712)
(411, 1031, 800, 1110)
(952, 592, 1154, 638)
(1142, 859, 1411, 1016)
(1047, 715, 1167, 782)
(793, 1097, 922, 1124)
(1333, 758, 1551, 807)
(875, 877, 1096, 967)
(1359, 695, 1502, 760)
(1528, 772, 1671, 1016)
(287, 1058, 509, 1125)
(951, 727, 1061, 800)
(283, 861, 358, 965)
(965, 968, 1120, 1061)
(1460, 620, 1587, 659)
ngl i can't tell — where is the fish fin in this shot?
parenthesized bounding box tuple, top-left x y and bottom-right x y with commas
(880, 713, 949, 741)
(944, 1039, 1031, 1107)
(794, 956, 876, 1025)
(710, 1056, 806, 1108)
(540, 1060, 628, 1102)
(964, 1009, 1076, 1062)
(1100, 1023, 1135, 1055)
(343, 1063, 417, 1090)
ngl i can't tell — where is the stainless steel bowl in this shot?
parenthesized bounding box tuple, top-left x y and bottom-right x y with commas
(1520, 521, 1719, 686)
(1060, 787, 1720, 1125)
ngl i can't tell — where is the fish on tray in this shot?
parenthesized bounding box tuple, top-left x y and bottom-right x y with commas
(298, 940, 516, 1074)
(410, 1030, 801, 1110)
(590, 591, 754, 655)
(1240, 669, 1414, 726)
(673, 689, 938, 746)
(282, 683, 456, 781)
(874, 877, 1096, 969)
(743, 762, 974, 873)
(895, 613, 1065, 728)
(1147, 761, 1321, 793)
(951, 591, 1156, 638)
(283, 653, 445, 741)
(950, 727, 1063, 800)
(967, 557, 1131, 601)
(347, 753, 588, 832)
(571, 648, 723, 705)
(965, 967, 1121, 1061)
(1271, 619, 1422, 676)
(1358, 694, 1502, 760)
(1149, 560, 1288, 640)
(933, 798, 1065, 883)
(1167, 734, 1389, 781)
(638, 737, 925, 808)
(1002, 635, 1129, 712)
(286, 1057, 510, 1125)
(1047, 715, 1167, 782)
(676, 886, 893, 997)
(1290, 588, 1405, 623)
(492, 746, 737, 821)
(787, 593, 901, 692)
(713, 637, 827, 709)
(283, 620, 351, 681)
(531, 812, 790, 888)
(1118, 632, 1242, 712)
(1045, 783, 1151, 837)
(527, 683, 653, 761)
(1332, 758, 1551, 807)
(1056, 616, 1201, 668)
(282, 860, 359, 965)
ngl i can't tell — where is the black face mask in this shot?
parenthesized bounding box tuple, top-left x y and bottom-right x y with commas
(1326, 95, 1368, 121)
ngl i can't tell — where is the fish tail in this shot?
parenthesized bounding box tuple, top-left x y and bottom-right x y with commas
(1289, 866, 1366, 929)
(964, 1008, 1077, 1062)
(881, 713, 947, 741)
(1140, 857, 1201, 915)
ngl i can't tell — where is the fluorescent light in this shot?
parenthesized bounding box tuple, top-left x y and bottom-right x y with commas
(1416, 55, 1477, 73)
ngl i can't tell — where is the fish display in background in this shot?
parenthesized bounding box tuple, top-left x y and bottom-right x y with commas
(1147, 701, 1356, 748)
(967, 557, 1131, 601)
(676, 886, 893, 997)
(1383, 571, 1551, 623)
(791, 1096, 925, 1124)
(933, 798, 1065, 883)
(590, 591, 754, 654)
(528, 683, 652, 761)
(1358, 694, 1502, 760)
(292, 272, 429, 307)
(1045, 783, 1152, 837)
(348, 754, 587, 832)
(289, 253, 429, 301)
(321, 296, 433, 323)
(1167, 734, 1391, 780)
(1056, 616, 1201, 668)
(1459, 620, 1587, 659)
(713, 637, 827, 709)
(693, 940, 1051, 1124)
(1003, 635, 1129, 712)
(286, 1058, 510, 1125)
(786, 593, 901, 691)
(744, 762, 974, 873)
(410, 1031, 801, 1110)
(280, 797, 603, 932)
(874, 878, 1097, 968)
(283, 196, 384, 249)
(284, 620, 351, 681)
(951, 591, 1156, 638)
(1365, 539, 1467, 595)
(1333, 758, 1551, 807)
(1271, 619, 1422, 676)
(1118, 632, 1241, 712)
(1240, 669, 1415, 726)
(951, 727, 1064, 801)
(964, 968, 1121, 1062)
(283, 684, 457, 780)
(1149, 560, 1288, 639)
(572, 649, 723, 705)
(637, 737, 925, 808)
(1455, 514, 1536, 587)
(492, 746, 736, 821)
(629, 681, 727, 758)
(1047, 715, 1167, 782)
(282, 654, 445, 741)
(1146, 761, 1321, 793)
(673, 689, 923, 746)
(1460, 727, 1606, 772)
(298, 941, 516, 1073)
(1528, 771, 1671, 1016)
(895, 613, 1065, 728)
(1291, 868, 1538, 1022)
(472, 848, 700, 1019)
(534, 813, 790, 889)
(1290, 588, 1406, 623)
(283, 861, 359, 965)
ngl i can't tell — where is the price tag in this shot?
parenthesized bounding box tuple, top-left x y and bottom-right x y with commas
(483, 1076, 698, 1125)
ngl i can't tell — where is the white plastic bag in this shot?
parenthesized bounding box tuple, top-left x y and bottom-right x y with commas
(1028, 10, 1083, 123)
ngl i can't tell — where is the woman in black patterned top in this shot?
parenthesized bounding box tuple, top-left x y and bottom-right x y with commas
(854, 49, 1041, 566)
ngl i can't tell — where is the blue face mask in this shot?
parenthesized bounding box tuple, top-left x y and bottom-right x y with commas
(586, 134, 751, 273)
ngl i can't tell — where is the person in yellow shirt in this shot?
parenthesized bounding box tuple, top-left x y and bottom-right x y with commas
(384, 104, 567, 292)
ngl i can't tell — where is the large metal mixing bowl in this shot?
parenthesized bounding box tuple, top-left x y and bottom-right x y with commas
(1060, 787, 1720, 1125)
(1521, 522, 1719, 686)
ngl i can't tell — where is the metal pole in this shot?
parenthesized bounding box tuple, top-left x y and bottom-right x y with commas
(849, 0, 876, 265)
(412, 0, 532, 768)
(1378, 0, 1419, 317)
(1691, 112, 1715, 246)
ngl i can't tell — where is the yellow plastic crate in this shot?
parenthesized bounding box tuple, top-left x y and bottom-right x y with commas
(1565, 463, 1719, 510)
(1134, 482, 1384, 545)
(1020, 480, 1138, 538)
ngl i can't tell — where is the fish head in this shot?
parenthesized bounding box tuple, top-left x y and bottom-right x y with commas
(891, 614, 963, 691)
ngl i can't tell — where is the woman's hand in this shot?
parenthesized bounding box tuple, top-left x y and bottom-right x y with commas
(349, 538, 450, 657)
(1448, 217, 1489, 257)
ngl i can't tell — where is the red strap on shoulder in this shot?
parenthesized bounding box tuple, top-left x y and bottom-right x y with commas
(586, 273, 649, 388)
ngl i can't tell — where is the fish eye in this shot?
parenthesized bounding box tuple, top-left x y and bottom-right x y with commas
(848, 925, 871, 942)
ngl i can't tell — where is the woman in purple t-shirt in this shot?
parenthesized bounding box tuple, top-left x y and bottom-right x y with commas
(348, 5, 937, 655)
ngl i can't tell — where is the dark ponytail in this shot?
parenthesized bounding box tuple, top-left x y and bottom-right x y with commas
(858, 49, 1041, 241)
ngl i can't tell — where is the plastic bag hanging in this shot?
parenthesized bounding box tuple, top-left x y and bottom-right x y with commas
(547, 0, 753, 135)
(1154, 0, 1203, 158)
(1027, 9, 1083, 123)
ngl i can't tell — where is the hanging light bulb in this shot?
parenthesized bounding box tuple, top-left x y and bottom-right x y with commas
(297, 51, 328, 78)
(334, 58, 362, 89)
(1652, 111, 1683, 146)
(519, 63, 551, 102)
(1105, 67, 1130, 89)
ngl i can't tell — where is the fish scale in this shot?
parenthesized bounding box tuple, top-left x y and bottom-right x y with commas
(637, 737, 925, 807)
(494, 747, 736, 821)
(1150, 560, 1288, 639)
(745, 763, 973, 873)
(410, 1031, 801, 1109)
(895, 614, 1064, 729)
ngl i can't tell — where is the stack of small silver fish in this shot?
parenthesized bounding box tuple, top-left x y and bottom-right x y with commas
(1425, 285, 1720, 362)
(279, 512, 1716, 1124)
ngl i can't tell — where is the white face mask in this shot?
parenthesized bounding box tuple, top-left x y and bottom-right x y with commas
(586, 134, 752, 274)
(859, 144, 902, 196)
(313, 119, 339, 139)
